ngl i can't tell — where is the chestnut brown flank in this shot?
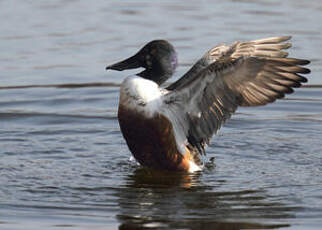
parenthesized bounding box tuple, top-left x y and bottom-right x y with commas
(118, 105, 196, 171)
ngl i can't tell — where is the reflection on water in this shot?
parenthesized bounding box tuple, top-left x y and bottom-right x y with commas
(125, 168, 200, 188)
(117, 169, 291, 230)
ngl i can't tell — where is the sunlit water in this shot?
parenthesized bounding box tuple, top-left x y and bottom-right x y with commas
(1, 1, 322, 229)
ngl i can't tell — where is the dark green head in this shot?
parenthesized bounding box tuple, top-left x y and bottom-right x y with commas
(106, 40, 177, 85)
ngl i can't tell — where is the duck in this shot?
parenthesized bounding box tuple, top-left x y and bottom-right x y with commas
(106, 36, 310, 173)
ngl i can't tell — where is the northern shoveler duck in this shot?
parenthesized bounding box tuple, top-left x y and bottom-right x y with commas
(106, 36, 310, 173)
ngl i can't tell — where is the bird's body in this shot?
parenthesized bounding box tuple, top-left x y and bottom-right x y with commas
(118, 76, 202, 172)
(106, 36, 310, 172)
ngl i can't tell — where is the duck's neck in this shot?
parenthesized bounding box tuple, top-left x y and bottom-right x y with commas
(138, 69, 173, 86)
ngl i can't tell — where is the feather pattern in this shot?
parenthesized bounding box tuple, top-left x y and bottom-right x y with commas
(164, 36, 310, 156)
(167, 36, 293, 91)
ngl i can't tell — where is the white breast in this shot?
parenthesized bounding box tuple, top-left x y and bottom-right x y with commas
(119, 76, 191, 158)
(119, 76, 165, 117)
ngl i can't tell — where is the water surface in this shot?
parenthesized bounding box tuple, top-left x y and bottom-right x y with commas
(1, 1, 322, 229)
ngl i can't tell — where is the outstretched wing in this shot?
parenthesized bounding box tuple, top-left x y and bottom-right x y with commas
(167, 36, 292, 91)
(163, 37, 310, 155)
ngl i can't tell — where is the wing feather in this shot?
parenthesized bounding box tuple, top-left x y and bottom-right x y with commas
(167, 36, 295, 91)
(163, 40, 310, 156)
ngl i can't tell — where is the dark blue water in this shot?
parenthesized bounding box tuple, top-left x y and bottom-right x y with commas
(1, 1, 322, 229)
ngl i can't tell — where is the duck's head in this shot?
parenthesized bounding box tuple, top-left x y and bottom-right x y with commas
(106, 40, 177, 85)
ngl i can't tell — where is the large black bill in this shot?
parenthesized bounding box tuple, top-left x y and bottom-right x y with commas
(106, 54, 141, 71)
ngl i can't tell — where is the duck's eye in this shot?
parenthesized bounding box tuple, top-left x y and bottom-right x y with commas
(150, 49, 157, 55)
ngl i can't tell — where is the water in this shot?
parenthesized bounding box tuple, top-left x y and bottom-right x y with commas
(1, 0, 322, 229)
